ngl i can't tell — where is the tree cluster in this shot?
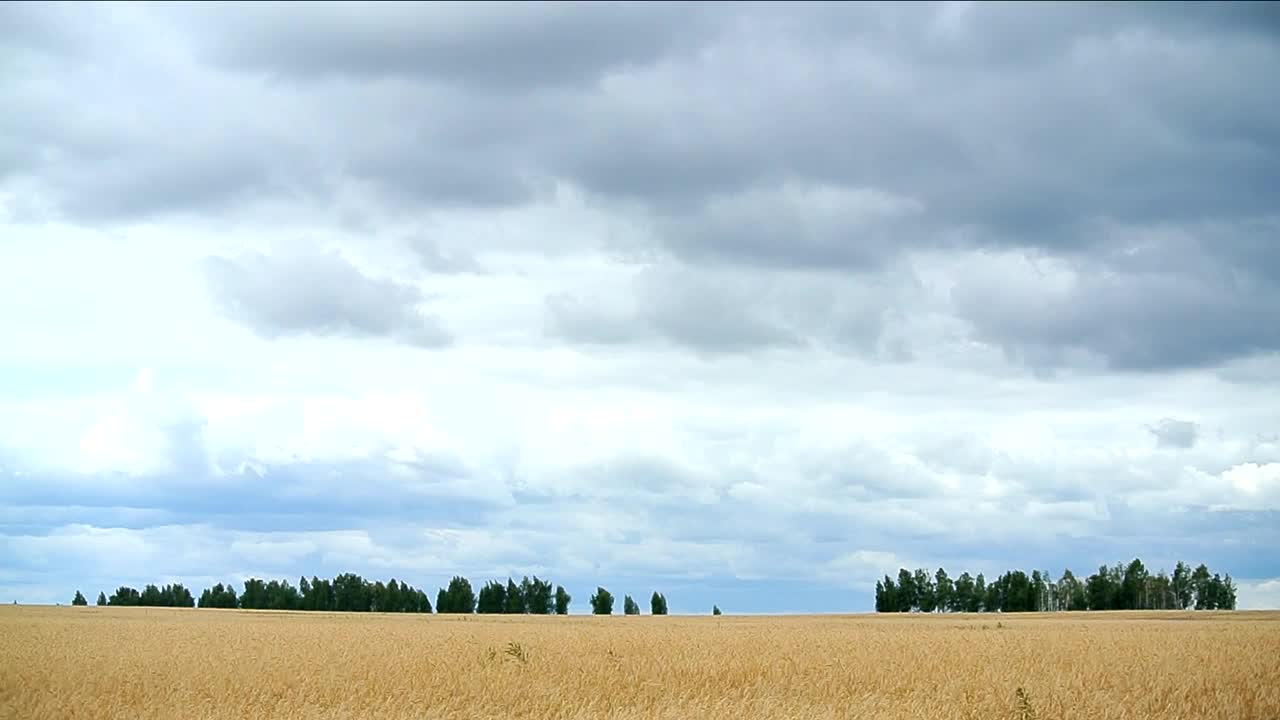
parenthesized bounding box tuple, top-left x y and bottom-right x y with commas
(875, 559, 1237, 613)
(473, 576, 571, 615)
(237, 574, 432, 612)
(79, 575, 672, 616)
(103, 583, 195, 607)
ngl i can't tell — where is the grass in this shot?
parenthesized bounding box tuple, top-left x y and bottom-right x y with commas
(2, 606, 1278, 719)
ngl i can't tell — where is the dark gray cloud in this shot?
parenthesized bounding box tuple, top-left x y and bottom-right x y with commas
(2, 2, 1278, 369)
(1150, 418, 1200, 449)
(950, 236, 1280, 371)
(179, 1, 715, 89)
(202, 250, 452, 347)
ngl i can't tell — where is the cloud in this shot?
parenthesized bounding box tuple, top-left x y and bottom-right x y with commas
(1237, 577, 1280, 611)
(201, 249, 452, 348)
(407, 236, 484, 274)
(1150, 418, 1200, 449)
(180, 1, 714, 89)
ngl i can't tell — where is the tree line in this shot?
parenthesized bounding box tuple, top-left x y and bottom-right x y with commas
(72, 584, 197, 608)
(875, 559, 1238, 613)
(72, 574, 675, 615)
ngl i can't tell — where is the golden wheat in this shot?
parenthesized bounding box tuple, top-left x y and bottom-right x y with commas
(2, 606, 1277, 719)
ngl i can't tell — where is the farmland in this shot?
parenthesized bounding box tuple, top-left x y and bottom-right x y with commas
(2, 606, 1278, 719)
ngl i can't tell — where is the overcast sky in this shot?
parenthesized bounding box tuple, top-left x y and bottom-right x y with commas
(2, 1, 1278, 612)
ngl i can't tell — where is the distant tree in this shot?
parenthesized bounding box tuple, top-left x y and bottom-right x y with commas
(877, 575, 899, 613)
(914, 568, 937, 613)
(167, 583, 195, 608)
(896, 569, 917, 612)
(1191, 564, 1212, 610)
(309, 577, 332, 612)
(1086, 566, 1115, 611)
(623, 595, 640, 615)
(72, 590, 88, 606)
(589, 587, 614, 615)
(554, 585, 572, 615)
(477, 580, 506, 614)
(333, 573, 369, 612)
(382, 580, 401, 613)
(504, 578, 525, 614)
(527, 576, 554, 615)
(436, 588, 447, 614)
(96, 591, 107, 607)
(973, 574, 987, 613)
(1218, 574, 1238, 610)
(712, 605, 722, 616)
(934, 568, 953, 613)
(1206, 573, 1229, 611)
(1120, 559, 1148, 610)
(952, 572, 974, 613)
(650, 591, 667, 615)
(1030, 570, 1045, 612)
(1172, 561, 1193, 609)
(989, 570, 1031, 612)
(983, 574, 1001, 613)
(438, 576, 476, 614)
(1151, 571, 1172, 610)
(199, 583, 239, 609)
(108, 586, 141, 606)
(1059, 569, 1085, 611)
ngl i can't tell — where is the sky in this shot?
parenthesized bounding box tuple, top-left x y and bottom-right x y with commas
(1, 1, 1279, 613)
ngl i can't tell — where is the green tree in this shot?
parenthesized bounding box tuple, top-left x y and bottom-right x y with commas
(896, 569, 917, 612)
(1086, 566, 1115, 610)
(1120, 558, 1148, 610)
(504, 578, 525, 614)
(554, 585, 572, 615)
(438, 576, 476, 614)
(96, 591, 107, 607)
(951, 572, 974, 613)
(1059, 569, 1085, 611)
(1030, 570, 1046, 611)
(1172, 561, 1193, 609)
(650, 591, 668, 615)
(914, 568, 937, 613)
(333, 573, 369, 612)
(973, 573, 987, 612)
(108, 586, 141, 606)
(527, 576, 554, 614)
(384, 580, 402, 613)
(1191, 564, 1212, 610)
(200, 583, 239, 609)
(477, 580, 506, 614)
(712, 605, 722, 615)
(589, 587, 614, 615)
(72, 590, 88, 606)
(1219, 574, 1238, 610)
(934, 568, 953, 613)
(878, 575, 899, 613)
(623, 595, 640, 615)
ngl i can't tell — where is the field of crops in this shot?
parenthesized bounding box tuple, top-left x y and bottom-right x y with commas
(2, 606, 1278, 719)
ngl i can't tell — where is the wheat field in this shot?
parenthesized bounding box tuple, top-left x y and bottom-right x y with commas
(2, 606, 1278, 719)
